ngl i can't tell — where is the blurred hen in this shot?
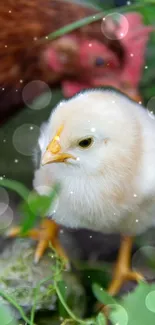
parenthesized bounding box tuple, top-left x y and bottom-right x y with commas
(0, 0, 126, 123)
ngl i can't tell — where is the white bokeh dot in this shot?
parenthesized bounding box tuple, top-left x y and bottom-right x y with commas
(12, 123, 40, 156)
(22, 80, 52, 110)
(0, 206, 13, 231)
(147, 97, 155, 119)
(145, 291, 155, 313)
(109, 304, 128, 325)
(0, 188, 9, 215)
(132, 246, 155, 280)
(101, 13, 129, 40)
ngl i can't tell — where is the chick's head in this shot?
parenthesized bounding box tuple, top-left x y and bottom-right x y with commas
(41, 89, 139, 175)
(36, 89, 141, 231)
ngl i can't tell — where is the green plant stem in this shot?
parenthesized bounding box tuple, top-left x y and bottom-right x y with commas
(30, 276, 53, 325)
(40, 1, 155, 42)
(55, 281, 86, 325)
(61, 319, 75, 325)
(0, 290, 32, 325)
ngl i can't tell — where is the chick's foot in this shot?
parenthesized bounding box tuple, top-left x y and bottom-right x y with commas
(108, 236, 144, 296)
(7, 219, 68, 264)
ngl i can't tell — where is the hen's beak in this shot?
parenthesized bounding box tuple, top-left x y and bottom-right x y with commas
(42, 151, 76, 166)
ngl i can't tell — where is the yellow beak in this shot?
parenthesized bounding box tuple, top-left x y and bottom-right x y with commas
(42, 151, 76, 166)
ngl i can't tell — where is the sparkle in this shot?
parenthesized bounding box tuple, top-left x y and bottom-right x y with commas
(5, 45, 7, 48)
(60, 229, 64, 234)
(59, 317, 64, 322)
(112, 100, 115, 104)
(91, 127, 96, 132)
(9, 10, 12, 13)
(3, 175, 5, 178)
(120, 33, 124, 37)
(0, 177, 3, 180)
(70, 191, 74, 195)
(45, 36, 48, 39)
(76, 157, 80, 161)
(14, 159, 19, 163)
(100, 287, 103, 291)
(3, 139, 6, 143)
(30, 126, 34, 130)
(149, 111, 153, 115)
(130, 53, 134, 57)
(93, 16, 96, 19)
(88, 275, 90, 278)
(2, 88, 5, 91)
(127, 0, 131, 4)
(89, 235, 92, 239)
(145, 66, 148, 69)
(89, 43, 92, 47)
(139, 101, 142, 105)
(16, 89, 18, 92)
(33, 37, 37, 41)
(65, 286, 67, 289)
(55, 135, 60, 141)
(133, 193, 137, 198)
(20, 79, 23, 83)
(136, 219, 139, 223)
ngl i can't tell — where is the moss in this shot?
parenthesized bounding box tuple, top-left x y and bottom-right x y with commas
(0, 238, 86, 321)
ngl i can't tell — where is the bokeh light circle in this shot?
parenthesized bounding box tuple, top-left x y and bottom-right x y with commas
(132, 246, 155, 280)
(101, 13, 129, 40)
(22, 80, 52, 110)
(33, 185, 59, 215)
(0, 206, 13, 231)
(108, 304, 128, 325)
(0, 188, 9, 215)
(145, 291, 155, 313)
(146, 97, 155, 120)
(12, 123, 40, 156)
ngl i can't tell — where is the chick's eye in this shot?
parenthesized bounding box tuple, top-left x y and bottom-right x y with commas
(78, 137, 93, 149)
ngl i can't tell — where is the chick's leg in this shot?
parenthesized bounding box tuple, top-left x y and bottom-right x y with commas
(108, 236, 144, 296)
(7, 219, 68, 264)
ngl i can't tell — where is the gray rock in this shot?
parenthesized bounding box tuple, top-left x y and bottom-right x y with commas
(0, 237, 86, 322)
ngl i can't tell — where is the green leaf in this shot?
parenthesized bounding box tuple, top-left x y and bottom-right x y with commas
(109, 282, 155, 325)
(92, 283, 116, 305)
(19, 201, 37, 235)
(57, 280, 69, 318)
(27, 183, 60, 216)
(20, 183, 60, 234)
(0, 178, 30, 201)
(0, 303, 17, 325)
(41, 1, 155, 42)
(69, 0, 114, 10)
(96, 312, 106, 325)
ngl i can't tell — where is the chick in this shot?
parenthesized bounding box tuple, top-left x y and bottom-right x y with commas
(34, 88, 155, 295)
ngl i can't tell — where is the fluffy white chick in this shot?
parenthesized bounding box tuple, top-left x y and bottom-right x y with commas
(33, 88, 155, 295)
